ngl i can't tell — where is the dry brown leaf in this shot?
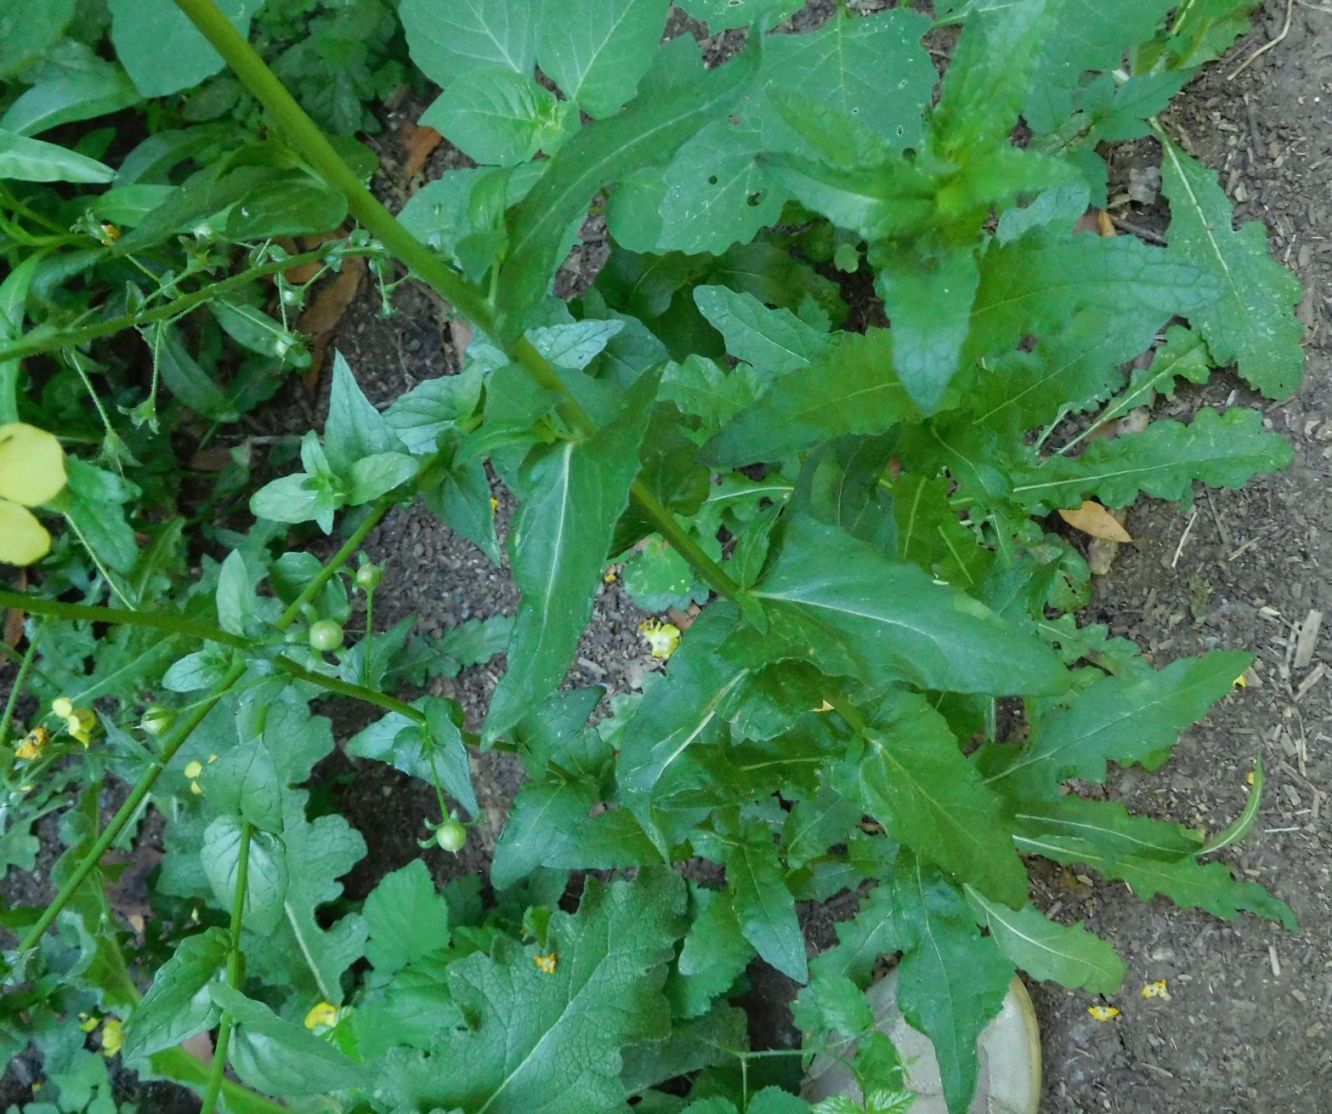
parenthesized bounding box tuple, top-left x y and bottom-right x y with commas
(299, 256, 367, 389)
(282, 229, 348, 284)
(4, 569, 26, 646)
(401, 122, 442, 178)
(1059, 500, 1133, 542)
(1096, 209, 1117, 237)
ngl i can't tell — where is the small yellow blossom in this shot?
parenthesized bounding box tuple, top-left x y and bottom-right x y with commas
(64, 707, 96, 746)
(98, 223, 120, 246)
(78, 1013, 99, 1033)
(304, 1001, 340, 1031)
(602, 566, 619, 584)
(639, 619, 681, 660)
(533, 952, 558, 975)
(52, 696, 74, 719)
(1087, 1005, 1120, 1022)
(1233, 673, 1247, 688)
(14, 725, 49, 761)
(1141, 980, 1170, 1000)
(1245, 769, 1256, 787)
(183, 760, 204, 779)
(100, 1018, 123, 1057)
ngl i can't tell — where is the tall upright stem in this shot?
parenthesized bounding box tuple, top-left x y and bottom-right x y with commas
(171, 0, 741, 602)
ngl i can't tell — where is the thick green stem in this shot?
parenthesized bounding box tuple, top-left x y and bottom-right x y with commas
(0, 246, 369, 365)
(16, 661, 246, 953)
(0, 590, 250, 647)
(171, 0, 743, 604)
(201, 819, 252, 1114)
(173, 0, 496, 334)
(276, 499, 392, 629)
(150, 1047, 287, 1114)
(0, 635, 36, 755)
(0, 589, 425, 723)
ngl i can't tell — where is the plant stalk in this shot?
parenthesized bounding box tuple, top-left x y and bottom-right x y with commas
(0, 592, 425, 721)
(171, 0, 742, 602)
(201, 819, 252, 1114)
(15, 661, 246, 953)
(0, 246, 372, 365)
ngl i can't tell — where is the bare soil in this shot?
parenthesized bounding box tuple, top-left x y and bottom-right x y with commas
(4, 3, 1329, 1111)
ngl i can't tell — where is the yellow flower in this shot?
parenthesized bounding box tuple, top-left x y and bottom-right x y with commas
(0, 423, 68, 565)
(183, 760, 204, 780)
(100, 1018, 123, 1057)
(533, 952, 558, 975)
(304, 1001, 340, 1031)
(14, 725, 49, 761)
(639, 619, 681, 660)
(602, 566, 619, 584)
(63, 707, 96, 747)
(78, 1012, 99, 1033)
(52, 696, 74, 719)
(1141, 979, 1170, 1000)
(1233, 672, 1247, 688)
(1087, 1005, 1120, 1022)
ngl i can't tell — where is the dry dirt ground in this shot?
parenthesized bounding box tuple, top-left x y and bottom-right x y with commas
(336, 5, 1332, 1110)
(3, 3, 1329, 1111)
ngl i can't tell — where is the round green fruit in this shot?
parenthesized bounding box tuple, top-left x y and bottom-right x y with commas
(308, 620, 345, 652)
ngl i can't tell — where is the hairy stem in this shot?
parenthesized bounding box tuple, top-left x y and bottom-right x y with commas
(0, 246, 375, 365)
(171, 0, 741, 602)
(201, 819, 252, 1114)
(0, 635, 37, 756)
(16, 660, 246, 952)
(11, 494, 394, 950)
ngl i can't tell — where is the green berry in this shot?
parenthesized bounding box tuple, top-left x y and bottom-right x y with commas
(433, 819, 466, 853)
(308, 620, 344, 653)
(140, 704, 174, 736)
(356, 563, 383, 591)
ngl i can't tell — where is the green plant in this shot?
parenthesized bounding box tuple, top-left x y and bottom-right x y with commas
(0, 1, 1303, 1113)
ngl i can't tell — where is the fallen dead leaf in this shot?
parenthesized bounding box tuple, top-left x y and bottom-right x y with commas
(667, 604, 701, 633)
(4, 569, 26, 645)
(401, 121, 443, 178)
(1096, 209, 1117, 237)
(1059, 500, 1133, 542)
(299, 256, 367, 389)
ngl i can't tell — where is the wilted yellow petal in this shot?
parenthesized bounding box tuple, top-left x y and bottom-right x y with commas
(100, 1018, 123, 1056)
(304, 1001, 339, 1030)
(639, 620, 681, 660)
(533, 951, 558, 974)
(0, 500, 52, 565)
(0, 423, 67, 507)
(1087, 1005, 1120, 1022)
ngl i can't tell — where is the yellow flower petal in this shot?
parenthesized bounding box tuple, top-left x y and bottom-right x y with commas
(100, 1018, 123, 1056)
(0, 423, 67, 507)
(14, 726, 48, 761)
(183, 760, 204, 779)
(304, 1001, 340, 1030)
(1087, 1005, 1120, 1022)
(79, 1013, 99, 1033)
(639, 620, 681, 660)
(0, 500, 52, 565)
(52, 697, 74, 718)
(533, 951, 558, 974)
(1141, 979, 1170, 1000)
